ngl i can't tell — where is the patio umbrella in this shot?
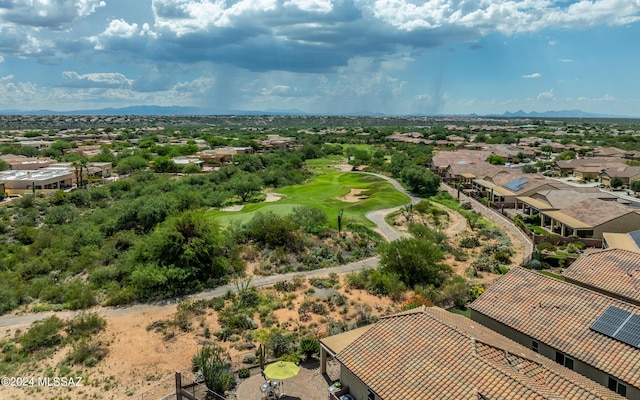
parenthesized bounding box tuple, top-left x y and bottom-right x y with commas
(263, 361, 300, 396)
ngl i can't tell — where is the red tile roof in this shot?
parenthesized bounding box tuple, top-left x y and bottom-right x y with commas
(470, 267, 640, 391)
(564, 248, 640, 305)
(335, 306, 621, 399)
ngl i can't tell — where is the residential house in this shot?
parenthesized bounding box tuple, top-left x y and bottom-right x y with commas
(195, 147, 254, 164)
(444, 163, 504, 189)
(0, 155, 57, 170)
(429, 149, 494, 177)
(472, 173, 570, 207)
(515, 188, 620, 216)
(563, 248, 640, 306)
(553, 158, 624, 176)
(539, 197, 640, 239)
(259, 135, 296, 149)
(0, 169, 73, 193)
(603, 230, 640, 253)
(470, 267, 640, 398)
(599, 166, 640, 187)
(320, 306, 623, 400)
(64, 145, 102, 158)
(588, 147, 629, 159)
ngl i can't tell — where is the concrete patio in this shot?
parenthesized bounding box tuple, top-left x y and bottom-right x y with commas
(235, 358, 340, 400)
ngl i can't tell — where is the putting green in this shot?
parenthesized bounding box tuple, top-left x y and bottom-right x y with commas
(209, 171, 409, 227)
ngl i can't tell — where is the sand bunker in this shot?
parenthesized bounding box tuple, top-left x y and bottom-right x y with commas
(340, 188, 368, 202)
(264, 192, 285, 202)
(221, 205, 245, 211)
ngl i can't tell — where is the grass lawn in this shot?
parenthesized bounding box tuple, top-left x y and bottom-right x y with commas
(209, 171, 410, 227)
(538, 270, 565, 281)
(448, 307, 471, 318)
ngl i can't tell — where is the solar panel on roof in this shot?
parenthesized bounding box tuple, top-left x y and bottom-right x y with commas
(629, 230, 640, 248)
(503, 178, 529, 192)
(591, 306, 640, 349)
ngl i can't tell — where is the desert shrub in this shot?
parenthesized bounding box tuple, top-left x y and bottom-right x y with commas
(566, 241, 586, 253)
(279, 352, 301, 363)
(459, 234, 480, 249)
(537, 241, 556, 252)
(274, 280, 303, 293)
(66, 339, 108, 366)
(401, 295, 434, 311)
(472, 255, 500, 273)
(267, 331, 293, 358)
(453, 297, 467, 310)
(209, 296, 225, 311)
(311, 302, 329, 315)
(299, 336, 320, 359)
(238, 368, 250, 379)
(66, 312, 107, 341)
(467, 285, 485, 302)
(460, 202, 473, 210)
(309, 273, 339, 288)
(366, 269, 407, 301)
(493, 250, 512, 264)
(19, 316, 65, 353)
(105, 285, 136, 306)
(242, 354, 257, 364)
(528, 259, 543, 270)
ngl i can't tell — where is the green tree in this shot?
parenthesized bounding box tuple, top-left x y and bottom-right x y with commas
(115, 155, 148, 174)
(0, 159, 10, 171)
(610, 176, 624, 188)
(378, 237, 451, 288)
(521, 164, 537, 173)
(290, 206, 328, 233)
(400, 166, 441, 196)
(182, 163, 201, 174)
(487, 155, 505, 165)
(630, 180, 640, 193)
(554, 150, 576, 161)
(151, 156, 179, 173)
(389, 153, 411, 177)
(135, 211, 236, 295)
(227, 172, 262, 202)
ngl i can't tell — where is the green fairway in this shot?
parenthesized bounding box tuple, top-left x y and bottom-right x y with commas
(209, 171, 410, 227)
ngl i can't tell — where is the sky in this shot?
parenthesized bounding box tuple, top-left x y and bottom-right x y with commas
(0, 0, 639, 116)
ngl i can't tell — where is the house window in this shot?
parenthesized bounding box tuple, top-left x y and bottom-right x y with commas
(555, 351, 574, 370)
(577, 230, 594, 238)
(608, 377, 627, 396)
(531, 340, 539, 353)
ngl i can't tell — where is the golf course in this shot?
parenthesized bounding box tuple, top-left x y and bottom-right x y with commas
(208, 171, 411, 227)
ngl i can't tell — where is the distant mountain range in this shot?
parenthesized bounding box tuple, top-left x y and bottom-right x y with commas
(493, 109, 634, 119)
(0, 105, 637, 118)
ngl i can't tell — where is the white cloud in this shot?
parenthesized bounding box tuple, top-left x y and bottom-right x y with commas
(0, 56, 4, 63)
(537, 88, 555, 101)
(559, 59, 573, 63)
(0, 0, 105, 28)
(523, 73, 542, 78)
(103, 19, 139, 38)
(366, 0, 640, 34)
(61, 71, 133, 88)
(283, 0, 333, 13)
(152, 0, 278, 34)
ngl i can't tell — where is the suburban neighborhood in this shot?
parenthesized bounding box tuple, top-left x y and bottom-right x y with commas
(1, 115, 640, 399)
